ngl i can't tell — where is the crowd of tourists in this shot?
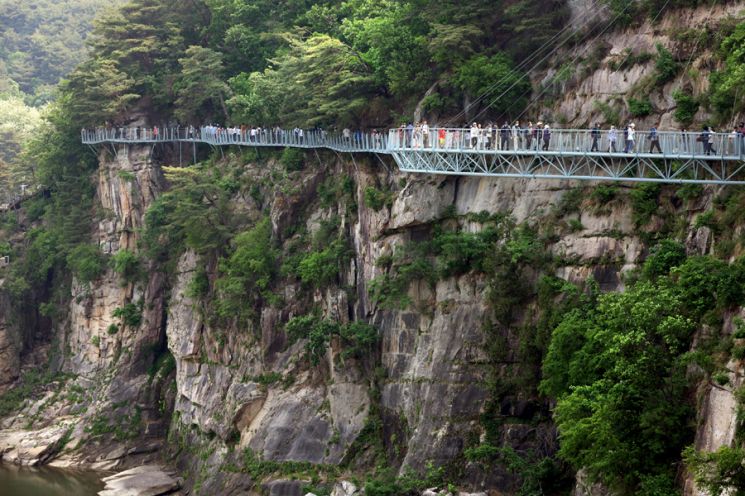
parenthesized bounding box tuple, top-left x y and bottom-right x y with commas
(395, 120, 745, 156)
(85, 121, 745, 156)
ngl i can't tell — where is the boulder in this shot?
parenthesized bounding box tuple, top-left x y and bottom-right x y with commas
(331, 480, 358, 496)
(0, 423, 73, 466)
(98, 465, 180, 496)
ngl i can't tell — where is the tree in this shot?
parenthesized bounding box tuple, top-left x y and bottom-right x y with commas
(63, 59, 139, 125)
(452, 53, 531, 119)
(542, 282, 696, 492)
(86, 0, 189, 109)
(174, 46, 230, 123)
(228, 34, 377, 127)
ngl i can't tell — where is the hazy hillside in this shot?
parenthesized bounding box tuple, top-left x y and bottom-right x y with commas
(0, 0, 116, 103)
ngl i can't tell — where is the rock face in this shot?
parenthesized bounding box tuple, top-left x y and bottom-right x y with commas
(0, 137, 737, 495)
(0, 422, 74, 465)
(0, 288, 19, 389)
(0, 141, 175, 474)
(536, 2, 745, 128)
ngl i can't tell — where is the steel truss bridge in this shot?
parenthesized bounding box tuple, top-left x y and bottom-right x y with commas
(82, 127, 745, 185)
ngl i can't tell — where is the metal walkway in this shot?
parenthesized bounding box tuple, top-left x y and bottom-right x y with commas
(82, 127, 745, 185)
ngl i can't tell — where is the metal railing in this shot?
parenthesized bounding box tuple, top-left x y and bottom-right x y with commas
(81, 127, 390, 153)
(81, 126, 745, 162)
(386, 127, 745, 161)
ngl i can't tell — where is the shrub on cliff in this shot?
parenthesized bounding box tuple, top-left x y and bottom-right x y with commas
(67, 243, 106, 283)
(641, 239, 686, 280)
(215, 217, 277, 321)
(286, 314, 379, 366)
(110, 249, 141, 284)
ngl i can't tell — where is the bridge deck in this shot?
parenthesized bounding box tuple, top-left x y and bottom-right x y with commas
(82, 127, 745, 185)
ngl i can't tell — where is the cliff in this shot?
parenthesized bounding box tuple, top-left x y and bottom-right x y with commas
(0, 2, 744, 494)
(2, 135, 741, 495)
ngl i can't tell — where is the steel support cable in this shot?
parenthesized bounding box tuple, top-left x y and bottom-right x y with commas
(480, 0, 662, 125)
(443, 0, 606, 126)
(466, 3, 637, 126)
(512, 0, 711, 125)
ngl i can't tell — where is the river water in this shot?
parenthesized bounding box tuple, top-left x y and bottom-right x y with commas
(0, 464, 104, 495)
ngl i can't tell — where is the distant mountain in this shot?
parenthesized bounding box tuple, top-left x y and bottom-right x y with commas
(0, 0, 118, 103)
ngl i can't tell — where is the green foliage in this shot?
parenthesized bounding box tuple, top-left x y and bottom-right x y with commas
(237, 447, 338, 485)
(672, 89, 699, 126)
(0, 90, 42, 201)
(676, 183, 703, 202)
(112, 302, 143, 328)
(608, 49, 653, 71)
(85, 407, 142, 441)
(280, 148, 305, 172)
(286, 314, 379, 365)
(369, 255, 435, 310)
(363, 186, 393, 212)
(228, 34, 377, 127)
(0, 368, 61, 418)
(542, 281, 696, 491)
(708, 22, 745, 117)
(642, 239, 686, 280)
(593, 100, 620, 126)
(590, 184, 619, 205)
(672, 255, 744, 318)
(363, 464, 447, 496)
(0, 0, 113, 96)
(148, 350, 176, 380)
(695, 210, 718, 231)
(630, 183, 661, 227)
(654, 43, 678, 85)
(66, 243, 106, 283)
(685, 446, 745, 496)
(215, 217, 278, 321)
(453, 53, 530, 118)
(110, 249, 141, 284)
(296, 240, 349, 288)
(174, 45, 230, 123)
(142, 164, 242, 261)
(627, 98, 653, 117)
(554, 187, 584, 217)
(187, 265, 210, 299)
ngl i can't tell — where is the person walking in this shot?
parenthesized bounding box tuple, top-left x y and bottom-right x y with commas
(512, 121, 521, 150)
(608, 125, 617, 152)
(626, 123, 636, 152)
(648, 125, 662, 153)
(470, 123, 479, 148)
(590, 123, 600, 152)
(729, 127, 738, 156)
(542, 124, 551, 151)
(500, 122, 510, 150)
(707, 126, 717, 155)
(533, 122, 542, 150)
(422, 120, 430, 148)
(526, 121, 534, 150)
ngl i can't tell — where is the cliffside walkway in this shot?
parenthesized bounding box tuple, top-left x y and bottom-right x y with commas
(82, 127, 745, 185)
